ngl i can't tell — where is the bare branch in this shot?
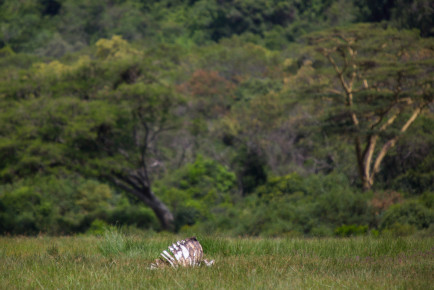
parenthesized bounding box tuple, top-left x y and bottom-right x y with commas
(370, 106, 424, 181)
(361, 134, 378, 182)
(326, 88, 343, 95)
(379, 108, 401, 131)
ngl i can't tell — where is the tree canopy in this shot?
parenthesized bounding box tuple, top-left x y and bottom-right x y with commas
(0, 0, 433, 236)
(306, 24, 433, 190)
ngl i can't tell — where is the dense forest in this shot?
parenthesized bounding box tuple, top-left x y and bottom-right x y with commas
(0, 0, 433, 237)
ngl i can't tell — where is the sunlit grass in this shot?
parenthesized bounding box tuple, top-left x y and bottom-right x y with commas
(0, 233, 432, 289)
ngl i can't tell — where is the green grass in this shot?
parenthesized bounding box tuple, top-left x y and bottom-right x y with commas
(0, 232, 433, 289)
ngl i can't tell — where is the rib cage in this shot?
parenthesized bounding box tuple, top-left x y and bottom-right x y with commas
(150, 237, 214, 269)
(162, 237, 203, 267)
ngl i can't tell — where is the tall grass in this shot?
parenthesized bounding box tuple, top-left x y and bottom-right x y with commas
(0, 231, 432, 289)
(98, 227, 127, 256)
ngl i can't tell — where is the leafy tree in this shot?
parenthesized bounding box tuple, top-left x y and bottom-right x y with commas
(177, 69, 236, 118)
(154, 155, 237, 232)
(306, 24, 433, 190)
(0, 36, 182, 230)
(99, 80, 179, 230)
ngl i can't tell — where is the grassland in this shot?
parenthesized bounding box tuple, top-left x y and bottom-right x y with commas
(0, 231, 433, 289)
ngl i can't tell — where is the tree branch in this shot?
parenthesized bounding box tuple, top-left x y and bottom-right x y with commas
(110, 175, 151, 204)
(370, 106, 424, 181)
(326, 54, 350, 93)
(378, 108, 400, 132)
(361, 134, 378, 182)
(324, 51, 360, 126)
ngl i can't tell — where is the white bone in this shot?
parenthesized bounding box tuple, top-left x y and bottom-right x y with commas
(180, 245, 190, 260)
(160, 253, 175, 267)
(169, 245, 182, 261)
(193, 250, 196, 266)
(173, 248, 183, 261)
(162, 250, 175, 262)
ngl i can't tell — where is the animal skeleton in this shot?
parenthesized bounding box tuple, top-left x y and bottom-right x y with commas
(150, 237, 214, 269)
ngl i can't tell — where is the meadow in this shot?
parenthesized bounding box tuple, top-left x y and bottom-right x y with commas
(1, 231, 433, 289)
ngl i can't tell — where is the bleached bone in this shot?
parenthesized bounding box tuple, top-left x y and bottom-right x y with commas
(149, 237, 215, 269)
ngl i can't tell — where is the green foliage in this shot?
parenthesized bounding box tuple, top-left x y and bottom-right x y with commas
(354, 0, 433, 36)
(0, 0, 432, 236)
(380, 115, 434, 194)
(76, 181, 112, 213)
(202, 173, 375, 237)
(233, 146, 268, 195)
(109, 203, 158, 229)
(382, 223, 417, 237)
(0, 185, 49, 235)
(304, 24, 434, 190)
(1, 0, 430, 58)
(0, 176, 157, 235)
(86, 219, 109, 236)
(334, 224, 369, 237)
(155, 156, 237, 232)
(380, 200, 434, 231)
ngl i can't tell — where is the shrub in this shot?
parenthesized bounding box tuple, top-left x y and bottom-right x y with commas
(155, 156, 237, 231)
(197, 173, 375, 237)
(0, 185, 54, 235)
(108, 204, 158, 229)
(86, 219, 109, 236)
(380, 200, 434, 230)
(382, 223, 417, 237)
(0, 176, 159, 235)
(334, 224, 368, 237)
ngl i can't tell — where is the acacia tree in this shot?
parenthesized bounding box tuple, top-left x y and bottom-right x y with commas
(307, 24, 433, 190)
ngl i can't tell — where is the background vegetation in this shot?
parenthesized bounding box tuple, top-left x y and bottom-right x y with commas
(0, 0, 433, 237)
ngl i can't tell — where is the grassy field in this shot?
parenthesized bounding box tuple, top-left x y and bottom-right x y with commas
(1, 231, 433, 289)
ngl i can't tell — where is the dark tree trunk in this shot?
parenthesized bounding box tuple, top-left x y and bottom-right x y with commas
(138, 187, 174, 231)
(111, 175, 174, 231)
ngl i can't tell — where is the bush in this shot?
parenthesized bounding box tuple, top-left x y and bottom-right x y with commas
(0, 185, 54, 235)
(109, 204, 158, 229)
(86, 219, 109, 236)
(204, 173, 375, 237)
(0, 175, 159, 235)
(310, 225, 334, 237)
(380, 200, 434, 231)
(334, 224, 368, 237)
(382, 223, 417, 237)
(155, 156, 237, 231)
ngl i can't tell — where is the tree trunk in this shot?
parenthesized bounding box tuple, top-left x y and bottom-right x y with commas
(357, 107, 424, 191)
(138, 188, 174, 231)
(111, 176, 175, 231)
(361, 173, 373, 191)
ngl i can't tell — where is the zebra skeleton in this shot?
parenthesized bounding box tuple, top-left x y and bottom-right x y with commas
(150, 237, 214, 269)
